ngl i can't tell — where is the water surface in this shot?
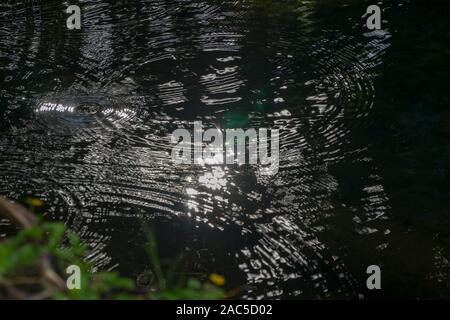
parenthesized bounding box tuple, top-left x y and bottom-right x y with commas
(1, 0, 449, 298)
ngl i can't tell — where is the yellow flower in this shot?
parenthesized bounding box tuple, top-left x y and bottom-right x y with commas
(25, 197, 44, 207)
(209, 273, 225, 286)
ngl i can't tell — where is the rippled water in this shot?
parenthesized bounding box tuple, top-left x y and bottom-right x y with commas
(1, 0, 449, 299)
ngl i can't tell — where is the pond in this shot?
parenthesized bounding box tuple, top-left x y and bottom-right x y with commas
(0, 0, 449, 299)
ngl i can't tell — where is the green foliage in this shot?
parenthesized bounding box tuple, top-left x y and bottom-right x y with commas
(143, 228, 225, 300)
(0, 218, 225, 300)
(155, 278, 224, 300)
(0, 222, 65, 278)
(0, 220, 134, 299)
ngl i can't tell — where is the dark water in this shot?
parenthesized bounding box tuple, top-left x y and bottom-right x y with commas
(1, 0, 449, 299)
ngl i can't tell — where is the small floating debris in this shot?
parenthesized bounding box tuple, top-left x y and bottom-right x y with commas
(75, 103, 102, 115)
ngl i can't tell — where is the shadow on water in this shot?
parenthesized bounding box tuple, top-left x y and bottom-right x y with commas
(0, 0, 449, 298)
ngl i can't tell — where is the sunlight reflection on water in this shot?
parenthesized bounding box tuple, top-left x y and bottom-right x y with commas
(2, 0, 447, 299)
